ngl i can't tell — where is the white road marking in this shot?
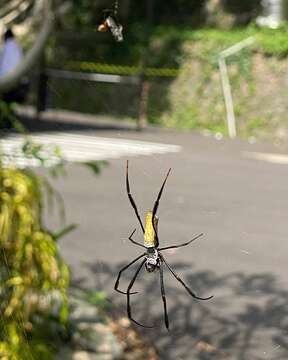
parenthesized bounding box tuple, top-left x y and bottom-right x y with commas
(0, 132, 182, 168)
(243, 151, 288, 165)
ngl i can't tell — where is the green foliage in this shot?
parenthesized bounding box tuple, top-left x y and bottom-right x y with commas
(21, 140, 62, 168)
(245, 117, 267, 135)
(0, 101, 26, 133)
(257, 27, 288, 57)
(66, 0, 207, 29)
(82, 160, 108, 175)
(0, 167, 70, 359)
(0, 93, 110, 357)
(67, 0, 263, 29)
(48, 18, 288, 129)
(222, 26, 288, 57)
(0, 107, 109, 359)
(151, 25, 288, 64)
(156, 25, 288, 137)
(49, 223, 78, 242)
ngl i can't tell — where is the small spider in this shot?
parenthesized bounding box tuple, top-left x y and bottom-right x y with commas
(97, 0, 123, 42)
(114, 161, 213, 330)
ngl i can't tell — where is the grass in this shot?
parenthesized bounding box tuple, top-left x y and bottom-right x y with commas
(151, 24, 288, 61)
(150, 25, 288, 139)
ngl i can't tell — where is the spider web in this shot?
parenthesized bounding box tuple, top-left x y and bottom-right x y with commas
(4, 76, 287, 360)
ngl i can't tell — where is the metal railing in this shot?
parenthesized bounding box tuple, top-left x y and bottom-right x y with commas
(35, 64, 177, 129)
(46, 69, 140, 85)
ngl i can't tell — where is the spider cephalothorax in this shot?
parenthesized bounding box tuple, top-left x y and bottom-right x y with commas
(145, 247, 160, 273)
(114, 161, 213, 330)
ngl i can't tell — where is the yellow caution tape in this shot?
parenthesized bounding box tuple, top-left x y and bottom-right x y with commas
(65, 61, 179, 77)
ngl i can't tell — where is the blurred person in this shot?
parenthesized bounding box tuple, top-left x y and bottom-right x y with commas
(0, 28, 23, 78)
(0, 28, 28, 104)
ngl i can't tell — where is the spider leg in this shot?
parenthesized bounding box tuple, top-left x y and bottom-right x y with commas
(159, 260, 169, 330)
(159, 253, 213, 301)
(128, 228, 146, 249)
(126, 161, 145, 234)
(114, 253, 145, 295)
(127, 258, 154, 328)
(159, 233, 203, 251)
(152, 167, 171, 247)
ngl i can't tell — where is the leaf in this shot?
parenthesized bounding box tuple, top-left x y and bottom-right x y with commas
(82, 160, 108, 175)
(6, 277, 23, 286)
(49, 223, 78, 241)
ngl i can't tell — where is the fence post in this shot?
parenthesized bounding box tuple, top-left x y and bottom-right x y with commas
(218, 57, 236, 138)
(218, 36, 255, 138)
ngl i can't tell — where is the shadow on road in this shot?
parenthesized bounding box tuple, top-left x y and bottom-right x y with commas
(75, 261, 288, 360)
(15, 111, 138, 134)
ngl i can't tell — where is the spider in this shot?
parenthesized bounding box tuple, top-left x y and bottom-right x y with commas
(97, 0, 123, 42)
(114, 161, 213, 330)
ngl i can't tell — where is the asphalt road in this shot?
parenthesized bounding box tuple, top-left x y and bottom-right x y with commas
(42, 124, 288, 360)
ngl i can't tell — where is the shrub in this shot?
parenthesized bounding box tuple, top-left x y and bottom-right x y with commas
(0, 167, 70, 359)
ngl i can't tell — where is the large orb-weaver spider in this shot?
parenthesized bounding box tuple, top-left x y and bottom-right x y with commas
(115, 161, 213, 330)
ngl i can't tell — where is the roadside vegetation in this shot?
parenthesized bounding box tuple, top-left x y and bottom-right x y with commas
(0, 117, 70, 358)
(47, 21, 288, 142)
(155, 25, 288, 142)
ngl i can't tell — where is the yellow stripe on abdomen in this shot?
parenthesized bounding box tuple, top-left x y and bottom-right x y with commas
(144, 211, 158, 248)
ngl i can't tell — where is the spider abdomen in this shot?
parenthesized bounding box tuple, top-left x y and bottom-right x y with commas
(144, 211, 158, 248)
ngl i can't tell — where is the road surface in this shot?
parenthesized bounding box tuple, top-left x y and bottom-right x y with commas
(6, 119, 288, 360)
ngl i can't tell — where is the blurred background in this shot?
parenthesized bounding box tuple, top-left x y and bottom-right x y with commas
(1, 1, 288, 360)
(1, 0, 288, 140)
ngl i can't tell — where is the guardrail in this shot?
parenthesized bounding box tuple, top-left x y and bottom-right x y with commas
(36, 65, 178, 129)
(46, 69, 140, 84)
